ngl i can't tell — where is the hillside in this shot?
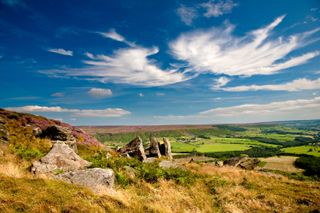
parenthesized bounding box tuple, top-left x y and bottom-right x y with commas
(0, 109, 320, 212)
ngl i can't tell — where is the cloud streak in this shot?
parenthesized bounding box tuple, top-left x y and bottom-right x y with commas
(47, 48, 73, 56)
(98, 29, 135, 47)
(170, 15, 320, 76)
(177, 0, 237, 25)
(201, 0, 237, 18)
(5, 105, 130, 117)
(154, 97, 320, 124)
(88, 88, 112, 97)
(42, 46, 191, 86)
(221, 78, 320, 92)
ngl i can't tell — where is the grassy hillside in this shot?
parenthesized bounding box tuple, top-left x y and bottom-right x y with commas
(1, 110, 319, 212)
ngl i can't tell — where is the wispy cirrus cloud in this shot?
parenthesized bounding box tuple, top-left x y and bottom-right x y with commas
(221, 78, 320, 92)
(170, 15, 320, 76)
(177, 5, 197, 25)
(88, 88, 112, 98)
(154, 97, 320, 124)
(98, 28, 135, 47)
(47, 48, 73, 56)
(201, 0, 237, 18)
(177, 0, 237, 25)
(42, 45, 191, 87)
(5, 105, 130, 117)
(212, 77, 231, 90)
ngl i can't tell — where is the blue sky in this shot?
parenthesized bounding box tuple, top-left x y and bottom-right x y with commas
(0, 0, 320, 125)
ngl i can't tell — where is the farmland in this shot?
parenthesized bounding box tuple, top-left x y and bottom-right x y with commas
(82, 120, 320, 158)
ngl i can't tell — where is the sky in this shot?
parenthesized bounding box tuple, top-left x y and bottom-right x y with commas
(0, 0, 320, 125)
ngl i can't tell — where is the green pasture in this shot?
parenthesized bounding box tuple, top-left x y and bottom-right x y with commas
(281, 146, 320, 157)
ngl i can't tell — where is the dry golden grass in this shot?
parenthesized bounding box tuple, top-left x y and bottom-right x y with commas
(1, 146, 319, 213)
(188, 163, 320, 213)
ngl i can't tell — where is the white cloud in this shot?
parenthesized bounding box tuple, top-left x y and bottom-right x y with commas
(154, 97, 320, 124)
(98, 29, 135, 47)
(201, 0, 237, 18)
(221, 78, 320, 92)
(48, 48, 73, 56)
(177, 5, 197, 25)
(5, 105, 130, 118)
(42, 46, 191, 87)
(88, 88, 112, 97)
(51, 92, 64, 97)
(177, 0, 236, 25)
(212, 76, 231, 90)
(170, 15, 320, 76)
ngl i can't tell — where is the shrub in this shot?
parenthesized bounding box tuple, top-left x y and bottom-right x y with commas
(295, 156, 320, 177)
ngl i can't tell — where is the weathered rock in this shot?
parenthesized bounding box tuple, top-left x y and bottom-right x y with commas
(57, 168, 114, 193)
(224, 157, 243, 166)
(0, 118, 8, 143)
(40, 125, 68, 141)
(216, 161, 224, 167)
(238, 158, 260, 170)
(163, 138, 173, 160)
(149, 137, 161, 158)
(119, 137, 146, 161)
(0, 149, 4, 157)
(32, 126, 42, 137)
(159, 160, 180, 169)
(144, 157, 158, 163)
(39, 125, 78, 152)
(31, 141, 91, 174)
(224, 157, 260, 170)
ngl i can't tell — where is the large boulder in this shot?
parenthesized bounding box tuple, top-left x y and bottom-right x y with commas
(148, 137, 161, 158)
(57, 168, 114, 193)
(224, 157, 260, 170)
(163, 138, 173, 160)
(40, 125, 68, 141)
(31, 141, 91, 175)
(119, 137, 146, 161)
(40, 125, 78, 152)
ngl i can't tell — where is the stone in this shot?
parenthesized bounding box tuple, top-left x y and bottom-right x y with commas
(40, 125, 68, 141)
(159, 160, 179, 169)
(32, 126, 42, 137)
(119, 137, 146, 161)
(163, 138, 173, 160)
(149, 137, 161, 158)
(224, 157, 260, 170)
(238, 158, 260, 170)
(57, 168, 114, 193)
(216, 161, 224, 167)
(31, 141, 91, 175)
(40, 125, 78, 152)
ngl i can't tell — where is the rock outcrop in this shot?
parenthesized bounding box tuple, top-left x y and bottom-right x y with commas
(40, 125, 78, 152)
(0, 116, 8, 143)
(224, 157, 260, 170)
(57, 168, 114, 193)
(119, 137, 147, 161)
(163, 138, 172, 160)
(31, 141, 91, 175)
(148, 137, 161, 158)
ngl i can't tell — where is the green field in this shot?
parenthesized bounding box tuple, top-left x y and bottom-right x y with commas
(96, 121, 319, 157)
(282, 146, 320, 157)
